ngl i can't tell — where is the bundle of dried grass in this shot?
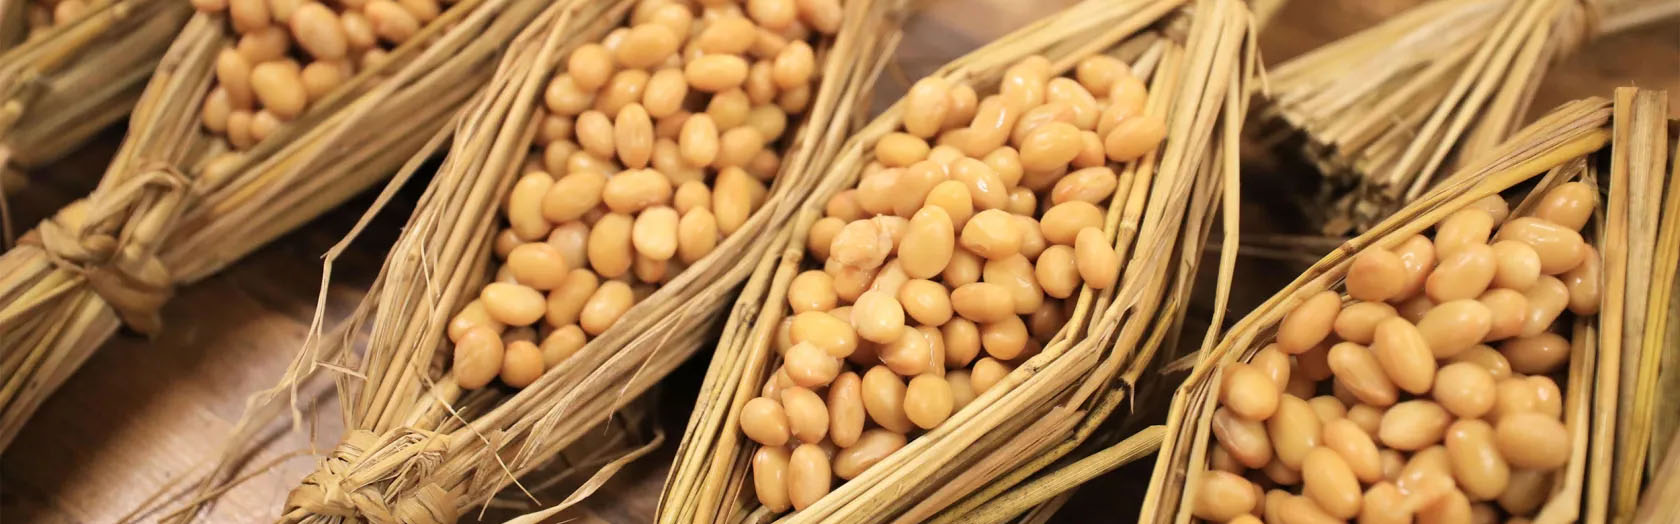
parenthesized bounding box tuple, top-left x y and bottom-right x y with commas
(174, 0, 905, 521)
(0, 0, 193, 246)
(1265, 0, 1678, 235)
(0, 0, 553, 450)
(1591, 88, 1676, 521)
(656, 0, 1256, 521)
(1139, 96, 1619, 523)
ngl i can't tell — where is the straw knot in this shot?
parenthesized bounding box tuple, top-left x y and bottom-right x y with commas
(20, 164, 189, 334)
(284, 429, 460, 524)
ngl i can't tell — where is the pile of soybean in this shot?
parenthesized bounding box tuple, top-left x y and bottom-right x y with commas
(1196, 182, 1601, 524)
(194, 0, 452, 148)
(738, 53, 1170, 513)
(446, 0, 841, 391)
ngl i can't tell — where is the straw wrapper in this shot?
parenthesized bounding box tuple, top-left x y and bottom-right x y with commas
(657, 0, 1256, 521)
(1138, 96, 1620, 524)
(0, 0, 552, 450)
(174, 1, 906, 521)
(0, 0, 193, 246)
(1265, 0, 1679, 235)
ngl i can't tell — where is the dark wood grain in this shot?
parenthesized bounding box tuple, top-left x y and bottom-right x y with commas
(1, 1, 1673, 522)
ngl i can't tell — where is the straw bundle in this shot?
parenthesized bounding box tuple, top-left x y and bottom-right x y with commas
(1590, 88, 1675, 521)
(1265, 0, 1679, 235)
(0, 0, 193, 246)
(1139, 96, 1619, 523)
(657, 0, 1256, 521)
(0, 0, 553, 450)
(175, 0, 904, 521)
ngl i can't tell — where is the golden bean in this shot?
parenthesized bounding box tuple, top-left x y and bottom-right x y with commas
(1417, 299, 1492, 358)
(945, 369, 976, 411)
(616, 23, 679, 69)
(903, 374, 954, 429)
(540, 171, 606, 224)
(903, 77, 952, 138)
(1531, 375, 1563, 419)
(784, 342, 840, 387)
(499, 340, 544, 388)
(832, 428, 907, 480)
(1279, 290, 1342, 354)
(946, 281, 1015, 324)
(1104, 114, 1165, 162)
(602, 169, 673, 213)
(1333, 301, 1397, 345)
(715, 126, 765, 168)
(1345, 249, 1407, 302)
(957, 209, 1022, 261)
(671, 180, 711, 215)
(1497, 217, 1587, 274)
(977, 315, 1027, 360)
(941, 83, 979, 131)
(1561, 245, 1600, 315)
(787, 311, 855, 360)
(482, 282, 547, 326)
(632, 205, 679, 260)
(1033, 244, 1080, 299)
(1390, 234, 1437, 301)
(711, 165, 760, 235)
(824, 371, 865, 447)
(453, 326, 504, 390)
(1047, 77, 1099, 130)
(1432, 362, 1495, 419)
(202, 87, 233, 133)
(1446, 344, 1512, 380)
(786, 271, 837, 314)
(299, 59, 347, 101)
(249, 110, 282, 142)
(1276, 493, 1342, 524)
(543, 269, 598, 327)
(579, 280, 633, 334)
(696, 16, 756, 54)
(786, 443, 830, 510)
(869, 258, 909, 297)
(918, 181, 975, 234)
(1426, 243, 1496, 303)
(1268, 395, 1321, 469)
(597, 70, 651, 115)
(290, 3, 347, 60)
(1478, 288, 1528, 342)
(892, 280, 950, 328)
(1372, 317, 1437, 394)
(1361, 483, 1412, 524)
(1490, 240, 1541, 291)
(936, 317, 980, 367)
(567, 43, 616, 92)
(448, 300, 504, 343)
(1248, 344, 1292, 391)
(1194, 471, 1260, 522)
(539, 324, 586, 367)
(969, 356, 1010, 394)
(771, 40, 814, 89)
(685, 54, 750, 92)
(507, 243, 571, 290)
(780, 387, 828, 444)
(1048, 166, 1117, 206)
(1519, 275, 1569, 337)
(397, 0, 438, 23)
(365, 0, 418, 43)
(1301, 447, 1362, 519)
(1380, 449, 1407, 482)
(1220, 363, 1280, 420)
(545, 75, 595, 116)
(945, 157, 1006, 211)
(1297, 341, 1334, 381)
(1499, 333, 1570, 375)
(959, 96, 1018, 157)
(752, 446, 792, 511)
(1324, 418, 1382, 484)
(746, 0, 795, 28)
(860, 365, 912, 432)
(547, 223, 590, 271)
(1328, 342, 1398, 407)
(827, 260, 878, 303)
(1417, 489, 1472, 524)
(983, 254, 1042, 315)
(1379, 399, 1451, 451)
(676, 207, 719, 264)
(1436, 208, 1494, 257)
(1444, 419, 1508, 501)
(852, 290, 906, 344)
(1018, 121, 1082, 172)
(250, 61, 307, 119)
(1499, 469, 1551, 515)
(1074, 227, 1119, 290)
(633, 252, 667, 284)
(1531, 181, 1594, 231)
(1495, 412, 1569, 469)
(585, 212, 632, 278)
(614, 104, 655, 168)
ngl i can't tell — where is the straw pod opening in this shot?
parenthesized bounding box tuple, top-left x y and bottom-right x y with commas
(1142, 98, 1618, 524)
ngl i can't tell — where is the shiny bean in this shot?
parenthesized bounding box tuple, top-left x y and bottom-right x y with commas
(1531, 181, 1594, 231)
(1328, 342, 1398, 407)
(1495, 412, 1569, 469)
(686, 54, 750, 92)
(942, 318, 981, 368)
(677, 207, 720, 264)
(969, 357, 1010, 394)
(861, 365, 913, 433)
(1039, 201, 1104, 246)
(1444, 419, 1508, 500)
(1222, 362, 1281, 420)
(741, 396, 791, 446)
(1195, 471, 1260, 522)
(1433, 362, 1496, 418)
(1393, 235, 1437, 301)
(1478, 289, 1528, 342)
(827, 371, 864, 447)
(1500, 333, 1570, 375)
(1324, 418, 1382, 483)
(579, 280, 633, 334)
(1497, 217, 1587, 274)
(1380, 400, 1451, 451)
(1499, 469, 1550, 515)
(1103, 114, 1166, 162)
(832, 428, 907, 480)
(904, 374, 954, 429)
(1361, 482, 1412, 524)
(1561, 245, 1600, 314)
(1372, 317, 1437, 394)
(1417, 299, 1492, 358)
(899, 207, 956, 279)
(1427, 243, 1495, 303)
(1334, 301, 1398, 345)
(1490, 240, 1541, 290)
(1347, 249, 1408, 302)
(1519, 275, 1569, 337)
(787, 444, 830, 510)
(784, 342, 840, 387)
(781, 387, 828, 444)
(1279, 290, 1342, 354)
(540, 324, 586, 367)
(1435, 208, 1494, 257)
(1302, 447, 1362, 518)
(752, 446, 792, 511)
(1074, 228, 1119, 290)
(903, 77, 952, 138)
(1267, 395, 1321, 469)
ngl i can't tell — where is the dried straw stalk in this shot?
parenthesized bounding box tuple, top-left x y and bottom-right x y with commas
(170, 1, 906, 522)
(656, 0, 1256, 521)
(1591, 87, 1673, 521)
(0, 0, 553, 451)
(0, 0, 193, 247)
(1137, 96, 1617, 524)
(1265, 0, 1679, 235)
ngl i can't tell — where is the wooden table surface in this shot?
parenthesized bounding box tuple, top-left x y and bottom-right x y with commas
(2, 1, 1674, 522)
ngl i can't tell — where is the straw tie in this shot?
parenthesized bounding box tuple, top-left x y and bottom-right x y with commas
(20, 163, 188, 334)
(285, 429, 459, 524)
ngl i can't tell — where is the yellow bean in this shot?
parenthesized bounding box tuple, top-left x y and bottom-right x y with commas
(787, 443, 830, 510)
(1490, 240, 1541, 291)
(1391, 234, 1437, 301)
(1561, 245, 1600, 315)
(1267, 395, 1321, 469)
(1194, 471, 1260, 522)
(1379, 399, 1451, 451)
(832, 428, 907, 480)
(365, 0, 419, 43)
(290, 3, 348, 60)
(1499, 469, 1551, 516)
(1435, 208, 1494, 257)
(1478, 288, 1528, 342)
(1372, 317, 1437, 394)
(453, 326, 504, 390)
(969, 356, 1010, 394)
(1499, 332, 1570, 375)
(1519, 275, 1569, 337)
(579, 280, 633, 334)
(542, 269, 597, 327)
(1103, 114, 1165, 162)
(1530, 181, 1594, 231)
(904, 374, 954, 429)
(1446, 344, 1513, 380)
(1495, 412, 1570, 469)
(1018, 121, 1082, 172)
(1444, 419, 1509, 501)
(541, 172, 606, 224)
(539, 324, 585, 367)
(752, 446, 791, 511)
(861, 365, 913, 432)
(1301, 447, 1362, 519)
(983, 254, 1042, 315)
(780, 386, 828, 444)
(1221, 362, 1281, 420)
(617, 23, 680, 69)
(1346, 249, 1408, 302)
(903, 77, 952, 138)
(506, 242, 570, 290)
(827, 371, 864, 446)
(1074, 227, 1119, 290)
(1496, 217, 1587, 274)
(1324, 418, 1382, 484)
(614, 104, 655, 168)
(1417, 488, 1472, 524)
(1432, 362, 1495, 419)
(448, 299, 504, 343)
(852, 290, 906, 344)
(1426, 243, 1496, 303)
(1361, 482, 1412, 524)
(1279, 290, 1342, 354)
(1328, 341, 1398, 407)
(1038, 201, 1103, 246)
(1277, 493, 1342, 524)
(676, 207, 720, 264)
(685, 54, 750, 92)
(956, 209, 1021, 261)
(1333, 301, 1397, 345)
(1034, 245, 1080, 299)
(498, 340, 544, 388)
(1417, 299, 1492, 358)
(784, 342, 840, 387)
(481, 282, 547, 326)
